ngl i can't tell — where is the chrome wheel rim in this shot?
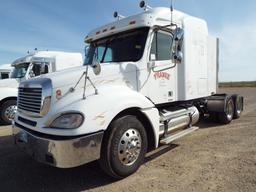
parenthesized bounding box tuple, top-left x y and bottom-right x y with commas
(118, 129, 142, 166)
(4, 105, 17, 121)
(236, 98, 242, 115)
(226, 101, 233, 120)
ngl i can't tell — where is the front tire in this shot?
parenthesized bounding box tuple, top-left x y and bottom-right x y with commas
(0, 100, 17, 125)
(99, 115, 148, 179)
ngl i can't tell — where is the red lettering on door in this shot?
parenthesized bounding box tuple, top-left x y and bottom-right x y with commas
(154, 72, 170, 80)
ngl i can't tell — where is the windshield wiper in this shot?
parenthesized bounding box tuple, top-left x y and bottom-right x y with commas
(101, 42, 109, 63)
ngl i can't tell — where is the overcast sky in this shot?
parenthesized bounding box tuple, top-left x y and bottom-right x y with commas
(0, 0, 255, 82)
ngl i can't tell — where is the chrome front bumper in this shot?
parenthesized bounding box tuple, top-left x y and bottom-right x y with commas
(13, 124, 104, 168)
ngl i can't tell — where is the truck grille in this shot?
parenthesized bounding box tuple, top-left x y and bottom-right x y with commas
(18, 87, 42, 114)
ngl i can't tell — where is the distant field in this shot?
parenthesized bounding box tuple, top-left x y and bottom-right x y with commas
(219, 81, 256, 87)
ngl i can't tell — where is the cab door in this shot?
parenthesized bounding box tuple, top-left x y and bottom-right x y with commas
(147, 30, 177, 104)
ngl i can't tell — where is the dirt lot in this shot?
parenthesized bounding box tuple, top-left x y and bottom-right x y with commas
(0, 87, 255, 192)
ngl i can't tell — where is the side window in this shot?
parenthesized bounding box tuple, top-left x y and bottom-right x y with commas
(31, 63, 49, 76)
(32, 64, 41, 76)
(150, 31, 173, 61)
(1, 73, 9, 79)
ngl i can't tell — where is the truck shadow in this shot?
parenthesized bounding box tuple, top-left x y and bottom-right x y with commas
(0, 135, 178, 192)
(197, 118, 224, 129)
(145, 144, 178, 163)
(0, 118, 225, 192)
(0, 122, 6, 126)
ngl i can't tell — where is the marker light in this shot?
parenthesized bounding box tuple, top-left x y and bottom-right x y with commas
(129, 20, 136, 25)
(110, 26, 116, 30)
(56, 89, 62, 99)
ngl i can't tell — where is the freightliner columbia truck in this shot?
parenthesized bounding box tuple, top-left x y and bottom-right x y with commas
(0, 51, 82, 124)
(13, 1, 243, 179)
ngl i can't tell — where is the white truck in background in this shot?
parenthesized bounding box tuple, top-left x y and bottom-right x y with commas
(13, 1, 243, 179)
(0, 51, 83, 124)
(0, 64, 12, 80)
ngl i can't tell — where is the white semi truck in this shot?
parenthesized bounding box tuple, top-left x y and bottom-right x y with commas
(0, 64, 12, 80)
(13, 2, 243, 179)
(0, 51, 83, 124)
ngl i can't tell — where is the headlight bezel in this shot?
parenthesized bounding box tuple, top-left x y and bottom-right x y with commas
(49, 112, 85, 129)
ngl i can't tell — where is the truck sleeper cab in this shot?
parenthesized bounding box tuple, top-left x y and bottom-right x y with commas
(13, 4, 243, 179)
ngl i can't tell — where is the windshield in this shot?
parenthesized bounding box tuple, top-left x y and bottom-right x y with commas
(84, 27, 149, 65)
(10, 63, 30, 78)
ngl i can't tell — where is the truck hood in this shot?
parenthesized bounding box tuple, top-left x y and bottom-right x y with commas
(40, 64, 131, 89)
(0, 78, 20, 88)
(40, 66, 89, 89)
(23, 63, 137, 95)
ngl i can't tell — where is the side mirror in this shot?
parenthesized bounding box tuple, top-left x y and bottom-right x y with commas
(84, 45, 90, 58)
(92, 63, 101, 75)
(83, 45, 91, 65)
(173, 27, 184, 64)
(28, 69, 35, 78)
(173, 51, 183, 64)
(174, 27, 184, 41)
(92, 56, 101, 75)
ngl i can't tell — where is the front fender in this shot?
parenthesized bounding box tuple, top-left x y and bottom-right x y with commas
(49, 85, 155, 135)
(17, 85, 157, 137)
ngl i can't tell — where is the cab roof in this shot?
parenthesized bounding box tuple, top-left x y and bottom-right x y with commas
(85, 7, 196, 43)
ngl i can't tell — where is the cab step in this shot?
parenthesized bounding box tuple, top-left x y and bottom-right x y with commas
(160, 126, 199, 145)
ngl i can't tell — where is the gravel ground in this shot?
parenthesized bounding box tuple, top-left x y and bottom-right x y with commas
(0, 87, 255, 192)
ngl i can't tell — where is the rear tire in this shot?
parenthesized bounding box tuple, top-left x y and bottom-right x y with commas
(0, 100, 17, 125)
(99, 115, 148, 179)
(233, 96, 243, 119)
(218, 97, 234, 124)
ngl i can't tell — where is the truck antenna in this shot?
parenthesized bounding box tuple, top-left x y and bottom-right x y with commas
(170, 0, 174, 26)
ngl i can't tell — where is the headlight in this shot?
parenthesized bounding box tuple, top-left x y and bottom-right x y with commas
(50, 113, 84, 129)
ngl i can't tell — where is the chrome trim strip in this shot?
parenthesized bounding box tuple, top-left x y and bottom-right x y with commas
(18, 108, 39, 114)
(13, 125, 104, 168)
(19, 95, 42, 99)
(19, 92, 42, 96)
(18, 103, 41, 109)
(18, 100, 41, 105)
